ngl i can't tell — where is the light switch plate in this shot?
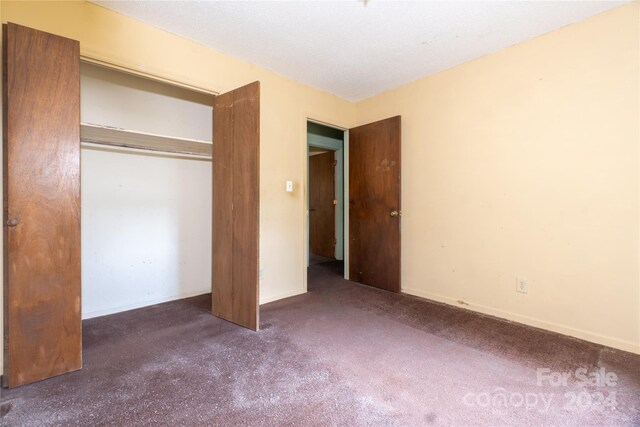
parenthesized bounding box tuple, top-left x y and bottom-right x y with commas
(286, 180, 293, 192)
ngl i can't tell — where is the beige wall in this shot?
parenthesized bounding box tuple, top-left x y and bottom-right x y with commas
(357, 3, 640, 353)
(1, 0, 638, 379)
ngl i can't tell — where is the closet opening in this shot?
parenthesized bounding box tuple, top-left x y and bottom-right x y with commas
(80, 62, 214, 319)
(3, 23, 261, 387)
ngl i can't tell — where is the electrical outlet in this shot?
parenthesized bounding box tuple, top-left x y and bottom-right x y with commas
(516, 277, 528, 294)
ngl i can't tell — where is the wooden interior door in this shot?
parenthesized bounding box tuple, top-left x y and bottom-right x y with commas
(212, 81, 260, 330)
(349, 116, 401, 292)
(3, 23, 81, 387)
(309, 151, 336, 259)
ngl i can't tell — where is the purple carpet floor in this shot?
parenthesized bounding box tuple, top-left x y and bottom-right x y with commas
(1, 260, 639, 426)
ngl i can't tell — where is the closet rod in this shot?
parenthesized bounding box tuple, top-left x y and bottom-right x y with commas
(80, 123, 212, 159)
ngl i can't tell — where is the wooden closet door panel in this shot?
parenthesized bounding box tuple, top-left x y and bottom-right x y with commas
(212, 91, 234, 321)
(231, 81, 259, 331)
(212, 81, 259, 331)
(3, 23, 81, 387)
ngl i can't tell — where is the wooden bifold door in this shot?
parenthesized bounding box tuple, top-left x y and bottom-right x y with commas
(3, 23, 82, 388)
(212, 82, 260, 331)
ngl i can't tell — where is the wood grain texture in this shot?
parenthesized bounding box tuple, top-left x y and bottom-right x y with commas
(80, 123, 212, 158)
(231, 82, 260, 331)
(212, 90, 234, 322)
(3, 23, 81, 387)
(349, 116, 401, 293)
(212, 81, 260, 331)
(309, 151, 336, 259)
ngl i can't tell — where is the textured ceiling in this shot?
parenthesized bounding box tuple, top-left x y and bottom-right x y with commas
(93, 1, 627, 101)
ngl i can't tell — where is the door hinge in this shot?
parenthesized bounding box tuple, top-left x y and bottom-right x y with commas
(333, 199, 337, 205)
(333, 160, 337, 167)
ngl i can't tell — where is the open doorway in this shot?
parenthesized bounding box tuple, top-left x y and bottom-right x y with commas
(307, 121, 345, 280)
(305, 116, 402, 295)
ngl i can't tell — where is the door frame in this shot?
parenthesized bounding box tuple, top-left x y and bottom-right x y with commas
(304, 119, 349, 289)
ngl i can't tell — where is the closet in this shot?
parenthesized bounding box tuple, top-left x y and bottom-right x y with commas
(80, 62, 213, 319)
(3, 23, 260, 388)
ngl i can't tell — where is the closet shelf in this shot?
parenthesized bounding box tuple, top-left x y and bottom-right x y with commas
(80, 123, 212, 158)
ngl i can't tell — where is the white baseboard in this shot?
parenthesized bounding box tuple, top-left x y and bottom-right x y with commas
(260, 288, 306, 305)
(402, 287, 640, 355)
(82, 288, 211, 320)
(84, 286, 308, 319)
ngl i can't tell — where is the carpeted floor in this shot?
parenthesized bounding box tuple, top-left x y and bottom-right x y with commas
(309, 253, 335, 265)
(1, 260, 639, 426)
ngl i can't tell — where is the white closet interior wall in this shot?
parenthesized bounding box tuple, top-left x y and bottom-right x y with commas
(80, 63, 213, 319)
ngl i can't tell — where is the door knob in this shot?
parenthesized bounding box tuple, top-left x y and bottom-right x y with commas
(6, 218, 19, 227)
(390, 210, 400, 217)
